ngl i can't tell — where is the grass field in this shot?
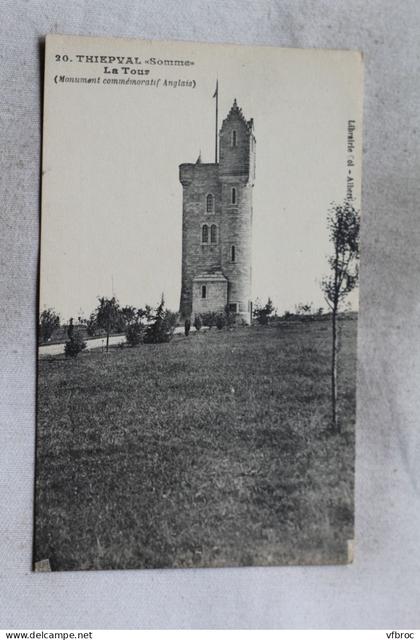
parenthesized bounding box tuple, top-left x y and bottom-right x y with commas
(35, 317, 357, 571)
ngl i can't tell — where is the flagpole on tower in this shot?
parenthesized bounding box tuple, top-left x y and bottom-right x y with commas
(213, 79, 219, 163)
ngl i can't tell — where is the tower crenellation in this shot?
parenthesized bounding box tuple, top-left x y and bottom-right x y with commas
(179, 99, 255, 323)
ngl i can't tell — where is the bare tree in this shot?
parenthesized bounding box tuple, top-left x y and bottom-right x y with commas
(321, 201, 360, 431)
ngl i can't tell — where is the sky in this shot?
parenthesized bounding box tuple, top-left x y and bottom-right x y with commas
(40, 36, 363, 320)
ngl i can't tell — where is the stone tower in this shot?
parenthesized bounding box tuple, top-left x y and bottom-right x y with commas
(179, 99, 256, 324)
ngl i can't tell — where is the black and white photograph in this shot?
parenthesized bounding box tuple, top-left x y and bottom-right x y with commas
(35, 34, 363, 571)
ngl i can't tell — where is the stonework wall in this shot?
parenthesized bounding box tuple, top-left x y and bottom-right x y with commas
(179, 102, 256, 324)
(179, 163, 221, 318)
(192, 279, 228, 317)
(219, 113, 251, 178)
(220, 182, 253, 320)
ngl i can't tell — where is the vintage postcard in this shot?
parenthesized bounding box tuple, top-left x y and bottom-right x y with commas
(35, 34, 363, 571)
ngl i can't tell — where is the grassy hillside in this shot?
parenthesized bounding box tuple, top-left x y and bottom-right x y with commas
(35, 317, 357, 571)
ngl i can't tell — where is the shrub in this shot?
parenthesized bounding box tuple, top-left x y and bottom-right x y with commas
(125, 323, 143, 347)
(143, 296, 178, 344)
(184, 318, 191, 336)
(294, 302, 314, 316)
(215, 314, 225, 330)
(201, 311, 217, 329)
(38, 308, 60, 343)
(253, 298, 275, 325)
(64, 332, 86, 358)
(114, 314, 127, 333)
(193, 315, 202, 331)
(85, 312, 98, 337)
(224, 305, 236, 328)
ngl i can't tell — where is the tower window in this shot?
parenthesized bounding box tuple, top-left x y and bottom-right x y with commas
(231, 187, 237, 204)
(231, 130, 237, 147)
(201, 285, 207, 299)
(210, 224, 217, 244)
(206, 193, 214, 213)
(231, 245, 236, 262)
(202, 224, 209, 243)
